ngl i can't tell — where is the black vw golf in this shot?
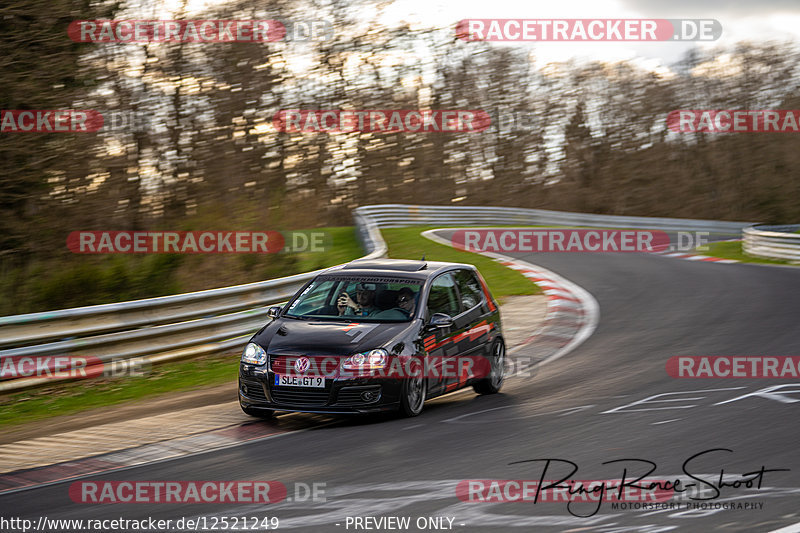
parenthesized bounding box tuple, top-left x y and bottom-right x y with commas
(238, 259, 505, 417)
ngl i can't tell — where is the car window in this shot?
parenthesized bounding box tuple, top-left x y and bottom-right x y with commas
(427, 273, 460, 317)
(284, 275, 422, 322)
(454, 269, 483, 310)
(286, 280, 337, 315)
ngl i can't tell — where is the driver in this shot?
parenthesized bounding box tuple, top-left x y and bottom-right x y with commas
(337, 282, 379, 316)
(369, 287, 417, 320)
(395, 287, 416, 317)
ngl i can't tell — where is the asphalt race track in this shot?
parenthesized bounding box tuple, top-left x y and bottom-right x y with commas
(2, 230, 799, 533)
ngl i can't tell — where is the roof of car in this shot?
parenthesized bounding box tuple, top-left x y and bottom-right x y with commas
(324, 258, 474, 279)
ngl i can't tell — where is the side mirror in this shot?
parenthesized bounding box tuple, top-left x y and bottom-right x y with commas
(267, 306, 282, 319)
(427, 313, 454, 330)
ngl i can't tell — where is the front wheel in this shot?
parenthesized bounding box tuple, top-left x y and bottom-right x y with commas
(399, 373, 427, 417)
(473, 338, 505, 395)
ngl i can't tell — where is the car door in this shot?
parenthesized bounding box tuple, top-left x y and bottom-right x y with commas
(422, 272, 463, 395)
(451, 268, 493, 387)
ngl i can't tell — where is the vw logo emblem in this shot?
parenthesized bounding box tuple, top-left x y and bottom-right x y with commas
(294, 356, 310, 374)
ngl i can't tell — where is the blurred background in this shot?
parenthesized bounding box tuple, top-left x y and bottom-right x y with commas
(2, 0, 799, 314)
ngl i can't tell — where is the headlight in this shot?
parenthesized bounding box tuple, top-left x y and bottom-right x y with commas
(242, 342, 267, 365)
(342, 349, 388, 370)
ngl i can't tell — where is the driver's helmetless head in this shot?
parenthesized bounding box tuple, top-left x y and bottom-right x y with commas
(356, 282, 376, 305)
(397, 287, 415, 312)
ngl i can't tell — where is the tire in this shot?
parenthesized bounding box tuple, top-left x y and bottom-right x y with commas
(241, 405, 275, 418)
(473, 338, 505, 395)
(399, 371, 427, 417)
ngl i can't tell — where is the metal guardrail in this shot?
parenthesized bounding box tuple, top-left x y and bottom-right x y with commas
(0, 218, 387, 392)
(0, 277, 315, 391)
(354, 204, 750, 233)
(0, 203, 750, 392)
(743, 224, 800, 261)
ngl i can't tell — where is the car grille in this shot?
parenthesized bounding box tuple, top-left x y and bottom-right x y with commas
(240, 379, 267, 402)
(336, 385, 381, 405)
(269, 388, 330, 406)
(270, 354, 340, 375)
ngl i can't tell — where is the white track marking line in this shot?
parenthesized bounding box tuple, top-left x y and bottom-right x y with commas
(651, 418, 683, 425)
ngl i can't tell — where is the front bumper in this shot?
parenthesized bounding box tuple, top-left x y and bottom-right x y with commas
(239, 364, 403, 414)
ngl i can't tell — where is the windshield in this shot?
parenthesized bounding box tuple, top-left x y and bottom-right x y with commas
(284, 275, 423, 322)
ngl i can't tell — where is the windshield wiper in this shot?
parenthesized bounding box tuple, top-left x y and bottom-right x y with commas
(282, 314, 310, 320)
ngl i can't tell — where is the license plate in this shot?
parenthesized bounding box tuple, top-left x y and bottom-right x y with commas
(274, 374, 325, 388)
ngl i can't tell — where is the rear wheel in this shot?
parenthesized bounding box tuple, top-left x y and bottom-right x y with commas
(473, 338, 505, 395)
(241, 405, 275, 418)
(399, 371, 427, 417)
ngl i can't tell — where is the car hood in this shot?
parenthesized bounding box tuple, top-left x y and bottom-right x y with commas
(252, 318, 417, 356)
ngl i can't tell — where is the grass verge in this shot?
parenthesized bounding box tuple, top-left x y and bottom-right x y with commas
(702, 240, 797, 266)
(0, 353, 238, 427)
(0, 225, 540, 428)
(381, 226, 541, 301)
